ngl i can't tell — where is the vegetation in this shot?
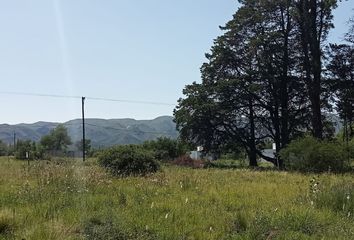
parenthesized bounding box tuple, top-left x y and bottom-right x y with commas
(40, 124, 72, 152)
(14, 139, 42, 160)
(0, 140, 9, 156)
(280, 136, 349, 172)
(142, 137, 190, 161)
(98, 145, 160, 176)
(1, 157, 354, 239)
(174, 0, 354, 169)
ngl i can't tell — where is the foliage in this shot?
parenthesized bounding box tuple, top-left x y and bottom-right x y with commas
(14, 139, 42, 160)
(40, 124, 72, 152)
(0, 140, 8, 156)
(98, 145, 159, 176)
(174, 0, 340, 167)
(143, 137, 177, 161)
(345, 16, 354, 43)
(327, 44, 354, 139)
(75, 139, 91, 152)
(142, 137, 190, 161)
(280, 136, 349, 172)
(75, 139, 93, 157)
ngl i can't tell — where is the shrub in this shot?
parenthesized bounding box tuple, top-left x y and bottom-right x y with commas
(280, 136, 348, 172)
(14, 140, 43, 160)
(98, 145, 160, 176)
(142, 137, 190, 161)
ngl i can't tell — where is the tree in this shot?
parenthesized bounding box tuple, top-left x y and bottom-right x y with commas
(40, 124, 72, 152)
(327, 45, 354, 139)
(75, 139, 92, 153)
(15, 140, 38, 160)
(175, 0, 311, 167)
(345, 16, 354, 43)
(142, 137, 185, 161)
(294, 0, 338, 139)
(0, 140, 8, 156)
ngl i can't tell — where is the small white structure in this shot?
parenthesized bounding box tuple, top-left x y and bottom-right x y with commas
(190, 151, 203, 160)
(189, 146, 218, 161)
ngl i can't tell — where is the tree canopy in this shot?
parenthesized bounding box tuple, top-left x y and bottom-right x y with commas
(40, 124, 72, 152)
(174, 0, 351, 167)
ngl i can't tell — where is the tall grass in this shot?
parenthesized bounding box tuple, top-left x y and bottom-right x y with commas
(0, 157, 354, 239)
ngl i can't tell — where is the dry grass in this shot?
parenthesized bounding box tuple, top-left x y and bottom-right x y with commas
(0, 157, 354, 239)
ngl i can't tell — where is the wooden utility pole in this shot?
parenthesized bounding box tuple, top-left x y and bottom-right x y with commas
(82, 97, 86, 162)
(13, 132, 16, 150)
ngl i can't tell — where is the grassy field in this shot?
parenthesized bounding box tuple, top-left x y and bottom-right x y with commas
(0, 157, 354, 240)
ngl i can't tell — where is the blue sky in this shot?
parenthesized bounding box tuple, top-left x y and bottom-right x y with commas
(0, 0, 353, 124)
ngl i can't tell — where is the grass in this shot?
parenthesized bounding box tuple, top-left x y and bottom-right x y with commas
(0, 157, 354, 239)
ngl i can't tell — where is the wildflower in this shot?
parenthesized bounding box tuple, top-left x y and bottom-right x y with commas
(165, 213, 169, 219)
(347, 195, 350, 200)
(185, 198, 189, 204)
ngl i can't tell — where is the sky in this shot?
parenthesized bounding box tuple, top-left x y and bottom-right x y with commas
(0, 0, 353, 124)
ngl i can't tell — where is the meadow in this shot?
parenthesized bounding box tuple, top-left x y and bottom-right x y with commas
(1, 157, 354, 240)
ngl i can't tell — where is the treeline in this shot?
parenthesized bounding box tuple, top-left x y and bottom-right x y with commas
(174, 0, 354, 169)
(0, 125, 93, 160)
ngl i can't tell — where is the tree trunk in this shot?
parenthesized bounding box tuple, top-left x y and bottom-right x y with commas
(297, 0, 323, 139)
(248, 98, 258, 167)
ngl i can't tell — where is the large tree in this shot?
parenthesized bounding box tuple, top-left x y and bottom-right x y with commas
(175, 0, 309, 167)
(294, 0, 338, 139)
(175, 0, 339, 167)
(40, 124, 72, 151)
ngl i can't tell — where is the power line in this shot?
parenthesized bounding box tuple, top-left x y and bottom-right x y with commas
(0, 91, 81, 99)
(0, 91, 176, 106)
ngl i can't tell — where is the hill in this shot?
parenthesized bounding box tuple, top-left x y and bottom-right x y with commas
(0, 116, 178, 147)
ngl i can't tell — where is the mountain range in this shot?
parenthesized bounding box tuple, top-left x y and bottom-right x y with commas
(0, 116, 178, 147)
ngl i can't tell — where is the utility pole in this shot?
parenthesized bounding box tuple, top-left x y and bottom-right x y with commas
(82, 96, 86, 162)
(13, 132, 16, 151)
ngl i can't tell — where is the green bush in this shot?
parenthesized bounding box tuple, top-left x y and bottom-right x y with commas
(14, 140, 44, 160)
(98, 145, 160, 176)
(142, 137, 190, 161)
(280, 136, 348, 172)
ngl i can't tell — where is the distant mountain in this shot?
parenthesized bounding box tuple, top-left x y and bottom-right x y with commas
(0, 116, 178, 147)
